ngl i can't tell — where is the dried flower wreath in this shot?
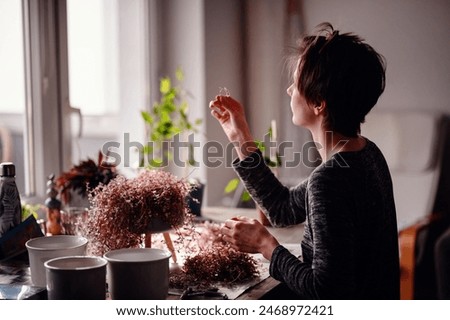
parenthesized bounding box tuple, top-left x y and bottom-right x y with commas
(86, 169, 191, 256)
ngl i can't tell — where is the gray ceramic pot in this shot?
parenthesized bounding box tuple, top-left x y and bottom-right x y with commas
(45, 256, 107, 300)
(104, 248, 171, 300)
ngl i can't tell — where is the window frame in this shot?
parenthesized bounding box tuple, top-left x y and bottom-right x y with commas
(21, 0, 70, 202)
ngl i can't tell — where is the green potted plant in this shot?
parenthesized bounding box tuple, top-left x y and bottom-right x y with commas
(140, 69, 202, 168)
(140, 68, 204, 216)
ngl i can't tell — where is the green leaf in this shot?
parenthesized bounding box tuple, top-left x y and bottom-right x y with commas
(180, 109, 188, 121)
(180, 101, 188, 113)
(141, 111, 153, 124)
(22, 203, 40, 221)
(188, 158, 196, 166)
(163, 90, 176, 105)
(152, 103, 160, 115)
(170, 126, 182, 135)
(255, 140, 265, 152)
(268, 126, 273, 138)
(165, 150, 173, 161)
(175, 68, 184, 81)
(188, 143, 196, 166)
(241, 191, 252, 202)
(160, 78, 171, 94)
(142, 144, 153, 154)
(151, 132, 161, 142)
(276, 152, 282, 167)
(224, 178, 240, 194)
(160, 112, 171, 123)
(267, 159, 277, 167)
(150, 158, 164, 167)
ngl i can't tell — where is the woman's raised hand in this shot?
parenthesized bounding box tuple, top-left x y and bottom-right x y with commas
(209, 94, 257, 160)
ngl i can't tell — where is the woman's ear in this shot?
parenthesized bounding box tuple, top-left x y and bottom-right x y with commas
(314, 101, 326, 116)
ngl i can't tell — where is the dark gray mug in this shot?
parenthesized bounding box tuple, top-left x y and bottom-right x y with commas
(45, 256, 107, 300)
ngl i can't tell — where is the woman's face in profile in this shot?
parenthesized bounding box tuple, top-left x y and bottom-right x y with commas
(286, 60, 315, 128)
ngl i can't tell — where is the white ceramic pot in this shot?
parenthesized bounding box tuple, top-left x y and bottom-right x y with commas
(104, 248, 171, 300)
(25, 235, 88, 287)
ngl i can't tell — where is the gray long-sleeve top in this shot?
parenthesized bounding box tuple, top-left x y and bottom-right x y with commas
(233, 139, 400, 299)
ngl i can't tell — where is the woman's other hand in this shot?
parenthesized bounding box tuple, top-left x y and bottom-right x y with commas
(220, 216, 280, 260)
(209, 95, 257, 160)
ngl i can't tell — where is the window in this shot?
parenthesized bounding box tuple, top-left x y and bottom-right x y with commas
(66, 0, 148, 171)
(66, 0, 120, 164)
(67, 0, 120, 116)
(0, 0, 27, 194)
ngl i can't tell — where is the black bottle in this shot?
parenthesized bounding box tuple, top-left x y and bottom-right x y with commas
(0, 162, 22, 237)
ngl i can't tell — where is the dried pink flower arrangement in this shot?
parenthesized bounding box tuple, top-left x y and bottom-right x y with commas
(86, 169, 191, 256)
(169, 222, 260, 289)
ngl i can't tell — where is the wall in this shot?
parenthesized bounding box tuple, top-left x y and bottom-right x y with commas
(299, 0, 450, 113)
(159, 0, 207, 183)
(203, 0, 246, 206)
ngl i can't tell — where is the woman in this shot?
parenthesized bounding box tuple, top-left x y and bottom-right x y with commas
(209, 23, 399, 299)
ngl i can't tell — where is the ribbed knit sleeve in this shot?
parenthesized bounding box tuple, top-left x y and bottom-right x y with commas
(232, 149, 307, 227)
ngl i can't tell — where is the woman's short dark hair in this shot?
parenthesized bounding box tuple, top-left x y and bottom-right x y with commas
(296, 22, 386, 137)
